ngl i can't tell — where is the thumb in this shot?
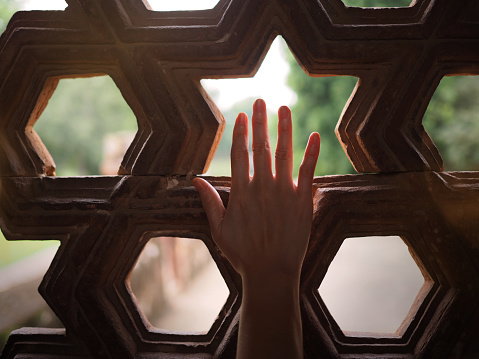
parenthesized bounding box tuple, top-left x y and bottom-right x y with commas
(193, 177, 226, 234)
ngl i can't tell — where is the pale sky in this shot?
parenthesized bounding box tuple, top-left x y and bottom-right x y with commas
(21, 0, 295, 112)
(202, 38, 296, 112)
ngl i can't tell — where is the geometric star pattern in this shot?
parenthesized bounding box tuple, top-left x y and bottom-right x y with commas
(1, 0, 479, 358)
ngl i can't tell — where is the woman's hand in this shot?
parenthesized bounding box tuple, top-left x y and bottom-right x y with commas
(194, 99, 319, 359)
(194, 99, 319, 283)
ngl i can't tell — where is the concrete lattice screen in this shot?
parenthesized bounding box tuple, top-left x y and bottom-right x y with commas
(1, 0, 479, 358)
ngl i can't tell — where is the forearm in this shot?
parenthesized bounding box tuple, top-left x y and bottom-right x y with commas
(237, 274, 303, 359)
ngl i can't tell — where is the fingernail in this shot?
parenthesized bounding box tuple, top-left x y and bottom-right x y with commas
(236, 112, 244, 124)
(254, 99, 266, 112)
(235, 113, 248, 134)
(279, 106, 290, 119)
(193, 178, 205, 190)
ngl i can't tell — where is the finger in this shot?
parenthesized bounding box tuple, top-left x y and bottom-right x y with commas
(193, 178, 226, 235)
(298, 132, 320, 196)
(275, 106, 293, 183)
(252, 99, 273, 181)
(231, 112, 250, 189)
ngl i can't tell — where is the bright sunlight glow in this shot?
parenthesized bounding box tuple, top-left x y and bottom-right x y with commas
(202, 37, 296, 112)
(146, 0, 220, 11)
(21, 0, 67, 10)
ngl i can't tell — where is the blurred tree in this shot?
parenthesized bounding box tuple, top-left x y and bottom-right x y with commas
(2, 3, 138, 177)
(287, 48, 479, 175)
(287, 55, 357, 175)
(34, 76, 138, 176)
(286, 0, 443, 175)
(287, 0, 419, 176)
(423, 76, 479, 171)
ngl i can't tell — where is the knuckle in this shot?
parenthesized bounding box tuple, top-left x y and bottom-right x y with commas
(275, 148, 291, 161)
(230, 147, 249, 161)
(252, 141, 271, 154)
(305, 148, 317, 159)
(303, 150, 318, 165)
(300, 161, 315, 176)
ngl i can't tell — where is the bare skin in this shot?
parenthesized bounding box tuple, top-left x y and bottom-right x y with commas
(193, 99, 320, 359)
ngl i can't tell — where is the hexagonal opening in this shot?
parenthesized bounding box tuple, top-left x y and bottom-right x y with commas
(129, 236, 229, 333)
(318, 236, 426, 336)
(201, 36, 358, 176)
(341, 0, 412, 8)
(144, 0, 220, 11)
(29, 75, 138, 176)
(423, 75, 479, 171)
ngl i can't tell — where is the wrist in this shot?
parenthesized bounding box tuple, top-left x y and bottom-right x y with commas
(241, 270, 301, 300)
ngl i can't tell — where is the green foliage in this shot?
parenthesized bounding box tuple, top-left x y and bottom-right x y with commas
(34, 76, 138, 176)
(2, 4, 139, 177)
(287, 48, 479, 174)
(423, 76, 479, 171)
(287, 54, 357, 175)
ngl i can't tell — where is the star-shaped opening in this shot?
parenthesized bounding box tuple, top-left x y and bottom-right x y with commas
(201, 36, 358, 177)
(423, 75, 479, 171)
(129, 236, 229, 334)
(318, 235, 427, 336)
(30, 75, 138, 176)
